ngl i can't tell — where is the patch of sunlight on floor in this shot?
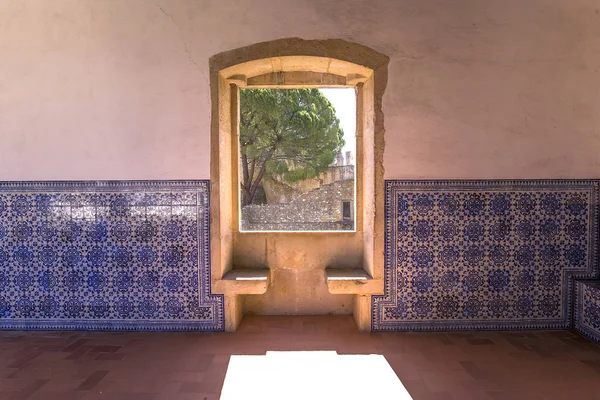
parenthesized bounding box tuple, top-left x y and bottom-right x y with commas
(220, 351, 412, 400)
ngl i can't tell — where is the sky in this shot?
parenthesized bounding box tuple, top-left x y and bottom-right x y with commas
(319, 88, 356, 160)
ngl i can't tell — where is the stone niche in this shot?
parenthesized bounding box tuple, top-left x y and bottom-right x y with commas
(209, 39, 389, 331)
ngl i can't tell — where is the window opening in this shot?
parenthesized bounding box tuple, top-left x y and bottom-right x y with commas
(238, 87, 356, 232)
(342, 201, 352, 221)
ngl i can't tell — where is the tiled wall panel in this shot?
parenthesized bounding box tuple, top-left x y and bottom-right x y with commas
(0, 181, 223, 331)
(575, 281, 600, 344)
(373, 180, 599, 331)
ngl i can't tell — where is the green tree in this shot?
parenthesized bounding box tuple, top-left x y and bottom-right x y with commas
(239, 88, 345, 206)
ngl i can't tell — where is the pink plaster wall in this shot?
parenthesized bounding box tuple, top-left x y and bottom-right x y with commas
(0, 0, 599, 180)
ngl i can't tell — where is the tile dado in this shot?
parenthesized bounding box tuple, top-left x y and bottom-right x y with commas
(0, 181, 224, 331)
(373, 180, 600, 331)
(575, 281, 600, 344)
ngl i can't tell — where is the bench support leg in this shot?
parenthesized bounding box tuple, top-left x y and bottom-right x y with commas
(353, 295, 371, 332)
(224, 295, 243, 332)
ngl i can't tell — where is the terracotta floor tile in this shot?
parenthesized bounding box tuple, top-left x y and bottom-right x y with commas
(76, 370, 109, 391)
(8, 378, 49, 400)
(0, 316, 599, 399)
(485, 390, 546, 400)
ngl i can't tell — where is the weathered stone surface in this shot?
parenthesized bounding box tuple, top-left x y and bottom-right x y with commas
(242, 180, 354, 231)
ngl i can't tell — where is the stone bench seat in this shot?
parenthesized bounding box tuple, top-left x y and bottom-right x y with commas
(325, 268, 384, 295)
(214, 268, 271, 295)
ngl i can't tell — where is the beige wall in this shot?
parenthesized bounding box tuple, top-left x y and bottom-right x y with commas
(1, 0, 599, 180)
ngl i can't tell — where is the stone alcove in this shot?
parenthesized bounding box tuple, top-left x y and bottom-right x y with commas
(209, 39, 389, 331)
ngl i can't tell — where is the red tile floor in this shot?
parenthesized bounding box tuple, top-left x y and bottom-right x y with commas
(1, 316, 600, 399)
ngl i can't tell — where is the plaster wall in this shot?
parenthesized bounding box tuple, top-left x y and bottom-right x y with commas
(1, 0, 600, 317)
(1, 0, 599, 181)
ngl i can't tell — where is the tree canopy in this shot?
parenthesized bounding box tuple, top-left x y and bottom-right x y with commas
(239, 88, 345, 206)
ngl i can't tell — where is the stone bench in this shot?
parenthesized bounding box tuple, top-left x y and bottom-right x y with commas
(325, 268, 384, 295)
(214, 268, 271, 295)
(215, 267, 384, 296)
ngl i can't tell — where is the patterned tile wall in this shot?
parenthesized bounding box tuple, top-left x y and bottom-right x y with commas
(372, 180, 599, 331)
(0, 181, 223, 331)
(575, 281, 600, 344)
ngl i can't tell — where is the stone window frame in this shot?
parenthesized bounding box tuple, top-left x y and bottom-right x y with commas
(236, 85, 358, 233)
(209, 39, 388, 331)
(222, 59, 371, 233)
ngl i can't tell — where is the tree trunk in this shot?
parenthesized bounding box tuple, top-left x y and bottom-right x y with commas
(247, 163, 267, 205)
(241, 148, 275, 206)
(241, 153, 251, 206)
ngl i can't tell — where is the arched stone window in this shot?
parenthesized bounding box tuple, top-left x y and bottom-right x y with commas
(209, 39, 388, 331)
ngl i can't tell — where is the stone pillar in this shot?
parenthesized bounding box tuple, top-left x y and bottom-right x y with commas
(336, 152, 344, 166)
